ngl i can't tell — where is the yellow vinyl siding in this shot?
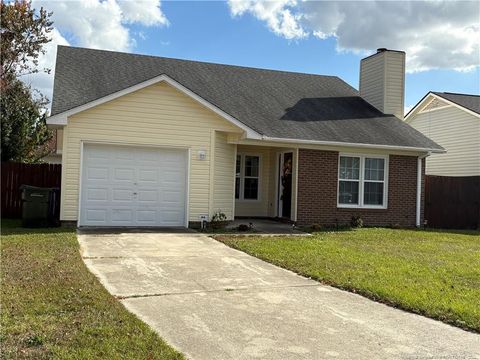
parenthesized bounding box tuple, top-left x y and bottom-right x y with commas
(360, 51, 405, 119)
(235, 145, 273, 217)
(56, 129, 64, 153)
(408, 106, 480, 176)
(60, 81, 241, 222)
(384, 52, 405, 118)
(360, 54, 384, 111)
(212, 131, 236, 219)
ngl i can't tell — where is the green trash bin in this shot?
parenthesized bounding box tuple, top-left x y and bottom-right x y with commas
(21, 185, 56, 228)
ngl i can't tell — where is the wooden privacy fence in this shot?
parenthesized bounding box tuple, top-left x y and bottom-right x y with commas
(425, 175, 480, 229)
(1, 162, 62, 218)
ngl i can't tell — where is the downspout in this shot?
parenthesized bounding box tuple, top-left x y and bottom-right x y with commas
(416, 152, 431, 227)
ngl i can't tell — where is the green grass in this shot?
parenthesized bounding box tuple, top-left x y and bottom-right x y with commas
(217, 228, 480, 332)
(1, 219, 183, 359)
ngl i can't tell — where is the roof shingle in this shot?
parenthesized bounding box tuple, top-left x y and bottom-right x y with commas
(432, 92, 480, 115)
(51, 46, 443, 151)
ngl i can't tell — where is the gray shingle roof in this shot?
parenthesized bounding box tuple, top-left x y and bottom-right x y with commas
(432, 92, 480, 115)
(52, 46, 442, 151)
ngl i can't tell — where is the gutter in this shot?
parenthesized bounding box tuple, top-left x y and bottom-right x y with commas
(260, 135, 445, 154)
(416, 152, 431, 227)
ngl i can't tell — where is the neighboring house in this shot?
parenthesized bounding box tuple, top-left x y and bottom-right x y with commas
(47, 46, 443, 228)
(405, 92, 480, 176)
(42, 129, 63, 164)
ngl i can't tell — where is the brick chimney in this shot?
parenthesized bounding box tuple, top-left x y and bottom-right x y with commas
(359, 48, 406, 119)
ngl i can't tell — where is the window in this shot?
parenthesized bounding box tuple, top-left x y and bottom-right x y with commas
(338, 156, 360, 205)
(363, 158, 385, 206)
(235, 154, 260, 200)
(338, 154, 387, 208)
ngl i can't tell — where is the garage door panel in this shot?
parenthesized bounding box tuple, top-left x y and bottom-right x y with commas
(80, 144, 187, 227)
(136, 210, 157, 223)
(163, 191, 182, 202)
(162, 210, 184, 223)
(138, 190, 158, 202)
(138, 169, 158, 183)
(114, 168, 135, 182)
(115, 148, 136, 161)
(87, 145, 111, 160)
(85, 209, 107, 222)
(164, 171, 184, 180)
(86, 188, 108, 201)
(87, 167, 109, 181)
(112, 188, 134, 202)
(111, 209, 134, 223)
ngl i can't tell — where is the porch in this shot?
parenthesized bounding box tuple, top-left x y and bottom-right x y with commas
(233, 144, 298, 222)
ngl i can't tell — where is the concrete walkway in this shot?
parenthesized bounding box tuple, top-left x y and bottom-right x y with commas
(78, 232, 480, 360)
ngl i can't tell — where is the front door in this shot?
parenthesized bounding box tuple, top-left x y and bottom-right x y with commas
(278, 152, 293, 219)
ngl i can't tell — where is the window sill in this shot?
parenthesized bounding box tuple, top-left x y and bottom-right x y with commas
(337, 205, 387, 210)
(236, 199, 261, 202)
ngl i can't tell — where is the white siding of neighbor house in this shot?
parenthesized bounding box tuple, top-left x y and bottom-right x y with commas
(408, 105, 480, 176)
(212, 131, 236, 219)
(60, 81, 242, 223)
(360, 50, 405, 119)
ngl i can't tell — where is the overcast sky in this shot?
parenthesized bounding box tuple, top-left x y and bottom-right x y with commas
(27, 0, 480, 113)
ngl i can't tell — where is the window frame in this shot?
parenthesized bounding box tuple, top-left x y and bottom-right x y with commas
(235, 153, 261, 202)
(337, 153, 389, 209)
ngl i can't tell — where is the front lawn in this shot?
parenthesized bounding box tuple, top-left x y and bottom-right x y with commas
(1, 220, 183, 359)
(217, 228, 480, 332)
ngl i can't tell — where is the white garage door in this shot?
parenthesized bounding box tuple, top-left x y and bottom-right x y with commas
(79, 143, 187, 227)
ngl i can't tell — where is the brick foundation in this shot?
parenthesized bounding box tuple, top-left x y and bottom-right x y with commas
(297, 149, 424, 227)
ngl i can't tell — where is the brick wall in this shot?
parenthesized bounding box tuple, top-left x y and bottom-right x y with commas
(297, 149, 424, 227)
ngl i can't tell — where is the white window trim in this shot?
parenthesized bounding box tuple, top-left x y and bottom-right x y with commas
(236, 153, 262, 202)
(337, 153, 389, 209)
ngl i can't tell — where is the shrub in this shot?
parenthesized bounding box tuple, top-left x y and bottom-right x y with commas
(350, 216, 363, 228)
(209, 211, 228, 229)
(237, 224, 250, 232)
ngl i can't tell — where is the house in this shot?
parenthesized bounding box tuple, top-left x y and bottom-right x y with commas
(47, 46, 443, 228)
(42, 129, 63, 164)
(405, 92, 480, 176)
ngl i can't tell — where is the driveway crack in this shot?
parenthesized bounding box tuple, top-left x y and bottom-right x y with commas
(83, 256, 126, 259)
(116, 283, 321, 300)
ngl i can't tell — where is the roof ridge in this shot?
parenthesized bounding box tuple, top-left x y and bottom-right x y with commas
(434, 91, 480, 97)
(57, 45, 341, 80)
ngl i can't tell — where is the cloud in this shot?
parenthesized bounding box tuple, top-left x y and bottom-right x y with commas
(33, 0, 169, 52)
(118, 0, 169, 26)
(28, 0, 168, 105)
(404, 104, 414, 116)
(227, 0, 480, 73)
(229, 0, 307, 39)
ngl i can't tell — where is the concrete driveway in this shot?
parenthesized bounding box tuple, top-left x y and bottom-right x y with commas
(78, 231, 480, 360)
